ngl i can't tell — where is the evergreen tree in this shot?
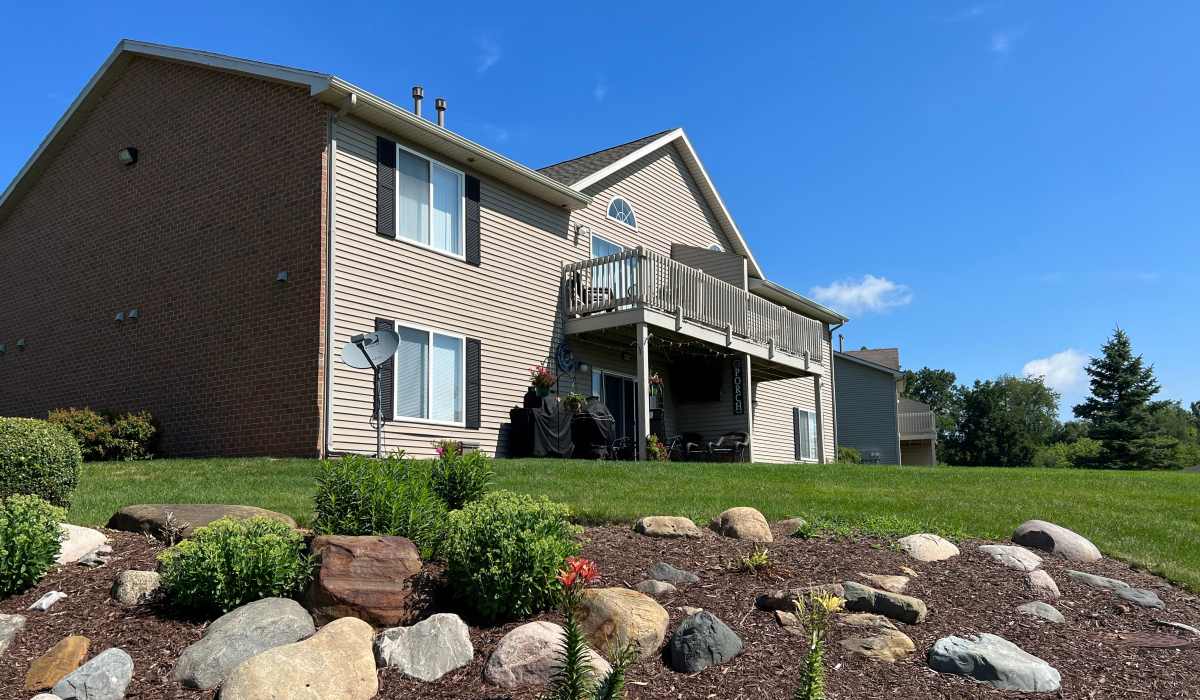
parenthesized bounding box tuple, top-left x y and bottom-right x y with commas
(1073, 328, 1177, 469)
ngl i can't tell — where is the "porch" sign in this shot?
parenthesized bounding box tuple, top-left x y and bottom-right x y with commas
(731, 359, 745, 415)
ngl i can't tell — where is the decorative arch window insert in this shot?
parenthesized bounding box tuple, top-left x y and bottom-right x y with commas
(606, 197, 638, 229)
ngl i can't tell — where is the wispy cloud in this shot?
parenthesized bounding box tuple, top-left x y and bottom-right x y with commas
(943, 3, 996, 23)
(809, 275, 913, 315)
(593, 75, 608, 102)
(476, 35, 502, 74)
(990, 26, 1027, 56)
(1023, 349, 1088, 396)
(478, 122, 510, 144)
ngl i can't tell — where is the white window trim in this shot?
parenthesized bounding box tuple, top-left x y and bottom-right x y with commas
(393, 143, 467, 262)
(605, 196, 638, 230)
(797, 408, 818, 462)
(589, 232, 626, 258)
(391, 320, 467, 428)
(708, 243, 725, 253)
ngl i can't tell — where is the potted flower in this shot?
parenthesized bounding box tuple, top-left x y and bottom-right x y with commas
(529, 363, 555, 397)
(649, 372, 664, 409)
(562, 392, 587, 413)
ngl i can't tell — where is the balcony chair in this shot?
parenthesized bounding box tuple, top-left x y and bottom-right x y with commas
(666, 432, 707, 461)
(707, 432, 750, 462)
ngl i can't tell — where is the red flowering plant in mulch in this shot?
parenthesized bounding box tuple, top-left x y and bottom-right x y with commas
(544, 557, 636, 700)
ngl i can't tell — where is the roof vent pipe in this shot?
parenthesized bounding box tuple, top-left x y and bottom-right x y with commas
(411, 86, 424, 117)
(435, 97, 446, 127)
(838, 333, 844, 352)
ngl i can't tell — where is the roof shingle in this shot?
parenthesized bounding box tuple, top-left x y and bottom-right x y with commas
(538, 128, 676, 186)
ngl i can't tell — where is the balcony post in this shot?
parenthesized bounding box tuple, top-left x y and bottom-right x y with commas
(636, 322, 651, 461)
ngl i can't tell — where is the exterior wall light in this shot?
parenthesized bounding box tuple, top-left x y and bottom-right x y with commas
(115, 311, 125, 321)
(0, 343, 6, 354)
(128, 308, 139, 320)
(118, 147, 138, 166)
(15, 339, 25, 350)
(276, 271, 289, 282)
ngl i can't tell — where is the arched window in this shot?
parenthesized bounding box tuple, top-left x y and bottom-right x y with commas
(606, 197, 637, 229)
(708, 243, 725, 253)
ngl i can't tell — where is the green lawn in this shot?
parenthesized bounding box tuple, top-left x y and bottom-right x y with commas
(70, 458, 1200, 590)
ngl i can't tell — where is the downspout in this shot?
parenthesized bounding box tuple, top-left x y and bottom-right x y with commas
(827, 320, 845, 461)
(322, 111, 340, 458)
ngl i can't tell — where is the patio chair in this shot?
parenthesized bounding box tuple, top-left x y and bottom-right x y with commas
(667, 432, 707, 461)
(707, 432, 750, 462)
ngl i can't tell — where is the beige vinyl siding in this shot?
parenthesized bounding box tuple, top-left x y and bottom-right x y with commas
(752, 330, 836, 463)
(672, 359, 750, 441)
(329, 115, 576, 457)
(670, 244, 747, 289)
(563, 339, 680, 438)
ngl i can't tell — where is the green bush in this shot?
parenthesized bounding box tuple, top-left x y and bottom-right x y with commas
(444, 490, 581, 621)
(0, 417, 82, 508)
(1032, 438, 1103, 468)
(47, 407, 156, 461)
(0, 494, 65, 596)
(157, 516, 312, 615)
(430, 441, 494, 510)
(313, 454, 448, 558)
(47, 407, 111, 461)
(108, 411, 157, 460)
(836, 446, 862, 464)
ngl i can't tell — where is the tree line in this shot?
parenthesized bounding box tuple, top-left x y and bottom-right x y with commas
(901, 328, 1199, 469)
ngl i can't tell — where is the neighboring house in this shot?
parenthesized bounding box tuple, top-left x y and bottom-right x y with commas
(833, 348, 937, 465)
(0, 40, 847, 461)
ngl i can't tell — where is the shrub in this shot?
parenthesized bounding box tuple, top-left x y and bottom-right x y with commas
(430, 442, 494, 510)
(836, 446, 862, 464)
(0, 417, 82, 508)
(646, 435, 669, 462)
(1032, 438, 1102, 469)
(313, 454, 447, 558)
(47, 407, 111, 461)
(157, 516, 311, 615)
(444, 490, 581, 621)
(0, 494, 65, 596)
(108, 411, 157, 460)
(47, 408, 156, 461)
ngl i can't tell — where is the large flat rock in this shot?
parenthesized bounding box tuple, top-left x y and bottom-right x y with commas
(304, 535, 423, 627)
(56, 525, 107, 565)
(1012, 520, 1101, 562)
(106, 504, 296, 540)
(172, 598, 314, 690)
(842, 581, 927, 624)
(219, 617, 377, 700)
(929, 633, 1061, 692)
(376, 613, 473, 682)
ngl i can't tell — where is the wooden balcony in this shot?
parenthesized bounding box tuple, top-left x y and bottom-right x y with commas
(899, 410, 937, 440)
(561, 247, 826, 375)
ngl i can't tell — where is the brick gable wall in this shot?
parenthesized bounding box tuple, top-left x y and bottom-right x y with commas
(0, 56, 330, 456)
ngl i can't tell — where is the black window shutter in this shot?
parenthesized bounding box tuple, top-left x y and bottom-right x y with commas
(375, 318, 395, 422)
(376, 137, 397, 238)
(793, 408, 801, 461)
(465, 337, 482, 428)
(465, 175, 481, 266)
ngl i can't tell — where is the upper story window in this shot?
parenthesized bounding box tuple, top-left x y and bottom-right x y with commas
(606, 197, 637, 229)
(590, 233, 624, 258)
(708, 243, 725, 253)
(395, 145, 464, 257)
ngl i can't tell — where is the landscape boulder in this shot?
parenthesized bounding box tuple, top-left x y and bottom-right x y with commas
(1017, 601, 1065, 624)
(928, 633, 1061, 692)
(896, 533, 959, 562)
(172, 597, 315, 690)
(668, 611, 743, 672)
(978, 545, 1043, 572)
(0, 613, 25, 656)
(842, 581, 927, 624)
(711, 507, 773, 542)
(51, 647, 134, 700)
(30, 694, 62, 700)
(1025, 570, 1060, 601)
(110, 570, 162, 607)
(634, 516, 703, 538)
(857, 573, 910, 594)
(1117, 588, 1165, 609)
(755, 584, 845, 612)
(1012, 520, 1101, 562)
(837, 613, 915, 662)
(56, 525, 107, 565)
(635, 579, 677, 599)
(304, 534, 422, 626)
(375, 613, 473, 682)
(648, 562, 699, 585)
(578, 587, 670, 660)
(26, 636, 89, 691)
(1066, 570, 1130, 591)
(219, 616, 377, 700)
(484, 621, 610, 688)
(106, 504, 296, 540)
(777, 517, 808, 535)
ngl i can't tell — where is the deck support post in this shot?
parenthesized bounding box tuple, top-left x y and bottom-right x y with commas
(636, 322, 651, 461)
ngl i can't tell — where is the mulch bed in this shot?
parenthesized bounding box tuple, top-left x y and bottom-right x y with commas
(3, 523, 1199, 700)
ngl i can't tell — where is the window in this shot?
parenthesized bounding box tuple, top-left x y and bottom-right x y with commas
(708, 243, 725, 253)
(590, 234, 624, 258)
(795, 408, 818, 461)
(395, 324, 464, 424)
(606, 197, 637, 229)
(395, 146, 464, 257)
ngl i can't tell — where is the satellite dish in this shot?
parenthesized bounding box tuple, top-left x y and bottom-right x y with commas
(342, 330, 399, 369)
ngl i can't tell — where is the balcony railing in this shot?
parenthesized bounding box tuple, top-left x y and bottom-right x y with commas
(562, 247, 824, 363)
(899, 411, 937, 438)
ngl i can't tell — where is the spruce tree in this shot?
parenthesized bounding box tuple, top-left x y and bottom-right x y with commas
(1073, 328, 1177, 469)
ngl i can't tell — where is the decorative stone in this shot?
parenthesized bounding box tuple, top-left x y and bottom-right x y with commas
(1155, 620, 1200, 637)
(857, 573, 910, 593)
(928, 633, 1061, 692)
(1017, 601, 1065, 624)
(896, 533, 959, 562)
(304, 534, 422, 626)
(1013, 520, 1102, 562)
(75, 545, 113, 569)
(110, 570, 162, 607)
(648, 562, 698, 585)
(837, 613, 915, 662)
(679, 606, 703, 616)
(1118, 588, 1165, 609)
(900, 566, 920, 578)
(1025, 570, 1060, 601)
(106, 504, 297, 540)
(0, 613, 25, 656)
(375, 613, 473, 682)
(219, 617, 377, 700)
(52, 648, 133, 700)
(711, 507, 773, 542)
(777, 517, 808, 534)
(56, 525, 107, 565)
(668, 611, 743, 672)
(634, 516, 702, 538)
(172, 597, 315, 690)
(31, 694, 62, 700)
(979, 545, 1043, 572)
(484, 621, 611, 688)
(28, 592, 67, 612)
(1067, 570, 1130, 590)
(774, 610, 800, 627)
(842, 581, 927, 624)
(755, 584, 845, 612)
(635, 579, 677, 599)
(578, 587, 670, 660)
(26, 636, 89, 691)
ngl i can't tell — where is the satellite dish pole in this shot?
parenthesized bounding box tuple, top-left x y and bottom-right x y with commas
(341, 329, 400, 458)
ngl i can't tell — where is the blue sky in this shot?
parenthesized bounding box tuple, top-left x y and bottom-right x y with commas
(2, 2, 1197, 415)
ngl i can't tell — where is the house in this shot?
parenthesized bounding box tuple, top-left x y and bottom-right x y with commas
(833, 348, 938, 465)
(0, 40, 847, 461)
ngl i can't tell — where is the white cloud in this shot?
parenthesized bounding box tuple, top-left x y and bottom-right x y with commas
(479, 122, 510, 144)
(990, 27, 1027, 55)
(593, 76, 608, 102)
(809, 275, 913, 315)
(476, 36, 502, 74)
(1023, 349, 1088, 394)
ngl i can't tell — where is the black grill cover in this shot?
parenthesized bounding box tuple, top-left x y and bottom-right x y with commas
(572, 398, 615, 459)
(509, 397, 575, 458)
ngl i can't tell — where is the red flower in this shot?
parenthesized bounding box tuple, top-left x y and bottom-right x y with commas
(559, 556, 599, 589)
